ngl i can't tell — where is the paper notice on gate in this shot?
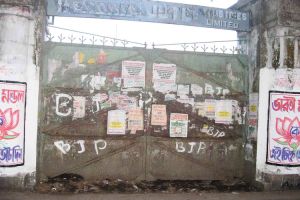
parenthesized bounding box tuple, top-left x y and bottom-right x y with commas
(215, 100, 233, 124)
(73, 96, 86, 119)
(122, 60, 145, 88)
(249, 93, 258, 118)
(128, 108, 144, 132)
(107, 110, 126, 135)
(204, 99, 216, 120)
(152, 63, 176, 93)
(191, 84, 203, 96)
(117, 95, 137, 111)
(169, 113, 188, 138)
(177, 84, 190, 96)
(195, 102, 205, 117)
(151, 104, 167, 126)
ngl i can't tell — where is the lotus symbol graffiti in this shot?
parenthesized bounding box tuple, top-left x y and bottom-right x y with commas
(274, 117, 300, 150)
(0, 108, 20, 140)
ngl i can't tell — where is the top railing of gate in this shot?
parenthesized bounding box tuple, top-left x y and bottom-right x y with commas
(45, 26, 248, 55)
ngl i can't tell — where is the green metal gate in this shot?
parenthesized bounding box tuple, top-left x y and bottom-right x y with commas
(39, 41, 248, 181)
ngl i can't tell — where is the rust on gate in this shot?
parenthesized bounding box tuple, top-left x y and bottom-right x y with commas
(38, 38, 248, 181)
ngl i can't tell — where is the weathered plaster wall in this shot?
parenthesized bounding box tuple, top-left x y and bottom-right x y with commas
(234, 0, 300, 190)
(0, 0, 45, 189)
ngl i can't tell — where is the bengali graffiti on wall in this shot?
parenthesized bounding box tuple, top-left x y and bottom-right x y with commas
(0, 81, 26, 167)
(267, 91, 300, 166)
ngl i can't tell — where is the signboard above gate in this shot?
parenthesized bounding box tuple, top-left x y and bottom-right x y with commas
(47, 0, 250, 32)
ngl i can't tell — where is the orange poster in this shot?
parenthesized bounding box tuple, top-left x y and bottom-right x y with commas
(128, 108, 144, 131)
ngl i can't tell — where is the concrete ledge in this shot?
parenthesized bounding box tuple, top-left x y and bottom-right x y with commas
(0, 172, 36, 191)
(258, 172, 300, 191)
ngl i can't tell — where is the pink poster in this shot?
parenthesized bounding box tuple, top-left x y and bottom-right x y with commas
(151, 104, 167, 126)
(128, 109, 144, 132)
(0, 81, 26, 167)
(267, 91, 300, 166)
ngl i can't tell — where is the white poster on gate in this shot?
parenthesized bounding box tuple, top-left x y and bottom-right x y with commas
(177, 84, 190, 96)
(152, 63, 176, 93)
(215, 100, 233, 124)
(191, 84, 203, 96)
(0, 81, 26, 167)
(122, 60, 145, 88)
(204, 99, 216, 120)
(195, 102, 205, 117)
(117, 95, 137, 111)
(107, 110, 126, 135)
(249, 93, 258, 118)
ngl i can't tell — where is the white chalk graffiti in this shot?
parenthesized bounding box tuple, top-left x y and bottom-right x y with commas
(92, 93, 109, 113)
(204, 83, 230, 96)
(54, 140, 107, 155)
(54, 140, 71, 154)
(176, 141, 206, 154)
(81, 74, 106, 91)
(55, 94, 72, 117)
(94, 139, 107, 155)
(201, 124, 226, 138)
(55, 93, 111, 117)
(206, 126, 225, 138)
(205, 84, 214, 96)
(76, 140, 85, 154)
(175, 141, 233, 160)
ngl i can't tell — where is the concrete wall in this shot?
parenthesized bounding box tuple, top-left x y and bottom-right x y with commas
(234, 0, 300, 190)
(0, 0, 45, 189)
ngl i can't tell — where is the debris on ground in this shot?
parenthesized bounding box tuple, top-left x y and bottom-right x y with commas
(35, 173, 259, 194)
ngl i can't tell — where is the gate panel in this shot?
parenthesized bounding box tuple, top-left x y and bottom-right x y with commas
(146, 50, 247, 180)
(40, 45, 147, 180)
(147, 138, 243, 180)
(39, 43, 248, 181)
(39, 134, 146, 180)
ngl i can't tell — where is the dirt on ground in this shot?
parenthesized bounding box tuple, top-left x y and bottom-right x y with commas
(2, 191, 300, 200)
(34, 173, 259, 194)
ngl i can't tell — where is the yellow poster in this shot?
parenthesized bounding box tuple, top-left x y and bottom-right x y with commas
(107, 110, 126, 135)
(215, 100, 232, 124)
